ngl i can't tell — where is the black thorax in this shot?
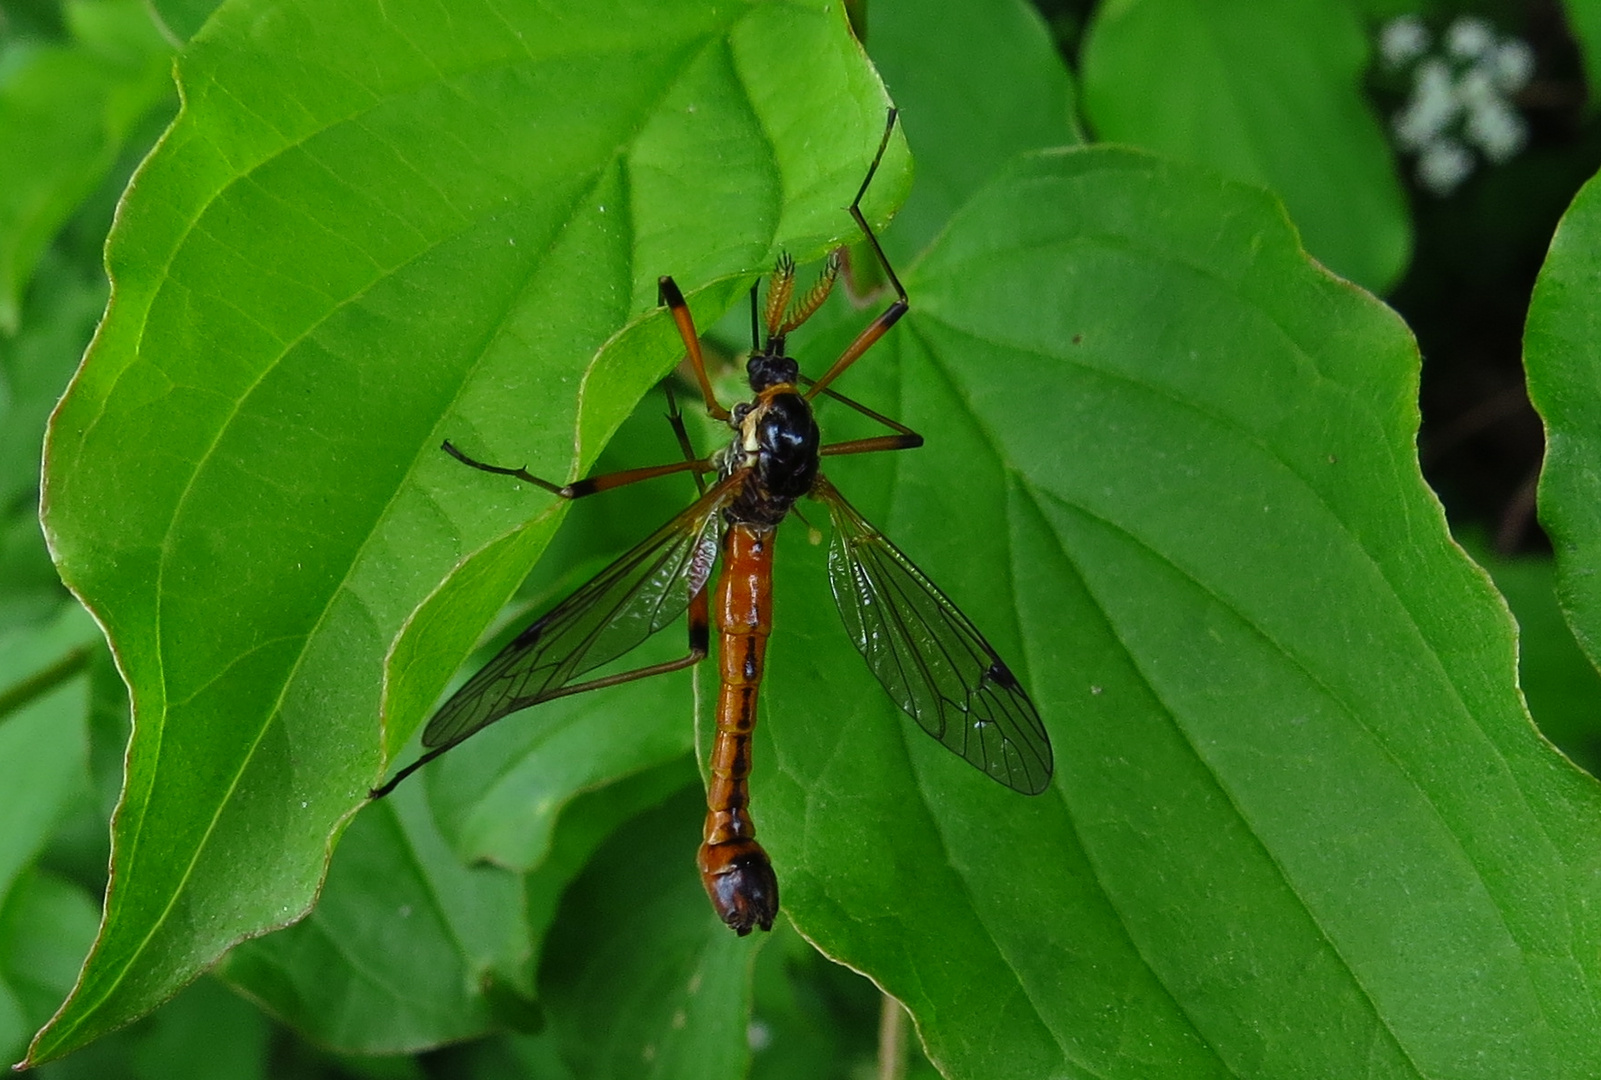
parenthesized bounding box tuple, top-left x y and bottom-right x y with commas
(720, 351, 820, 528)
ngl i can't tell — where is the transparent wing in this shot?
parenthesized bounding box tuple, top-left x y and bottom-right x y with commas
(421, 471, 743, 754)
(814, 477, 1053, 795)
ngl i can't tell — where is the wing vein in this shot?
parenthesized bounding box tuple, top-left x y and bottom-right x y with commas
(814, 476, 1052, 794)
(418, 470, 745, 754)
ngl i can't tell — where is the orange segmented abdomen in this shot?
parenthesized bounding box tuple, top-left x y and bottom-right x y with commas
(699, 522, 780, 934)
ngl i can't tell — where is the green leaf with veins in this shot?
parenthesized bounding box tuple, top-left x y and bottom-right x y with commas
(750, 148, 1599, 1078)
(215, 781, 530, 1055)
(1527, 168, 1601, 677)
(30, 0, 905, 1063)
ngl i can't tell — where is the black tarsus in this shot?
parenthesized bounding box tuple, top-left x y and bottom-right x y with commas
(807, 108, 909, 399)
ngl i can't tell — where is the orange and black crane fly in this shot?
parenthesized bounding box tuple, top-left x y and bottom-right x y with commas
(371, 111, 1054, 934)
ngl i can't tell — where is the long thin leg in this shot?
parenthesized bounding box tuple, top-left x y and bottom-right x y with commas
(845, 109, 907, 304)
(442, 439, 713, 499)
(807, 109, 908, 399)
(663, 384, 708, 496)
(802, 379, 924, 457)
(659, 276, 731, 421)
(820, 434, 922, 458)
(377, 392, 717, 801)
(370, 591, 710, 799)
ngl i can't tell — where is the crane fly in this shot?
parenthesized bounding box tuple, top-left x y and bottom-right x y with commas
(371, 110, 1053, 934)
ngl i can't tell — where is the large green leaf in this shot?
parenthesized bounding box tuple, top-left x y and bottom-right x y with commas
(746, 148, 1601, 1077)
(1080, 0, 1410, 293)
(31, 0, 907, 1063)
(1526, 168, 1601, 675)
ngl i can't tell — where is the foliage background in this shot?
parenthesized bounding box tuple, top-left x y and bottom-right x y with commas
(4, 0, 1601, 1077)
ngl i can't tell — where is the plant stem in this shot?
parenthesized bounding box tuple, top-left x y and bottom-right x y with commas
(0, 645, 93, 724)
(877, 990, 907, 1080)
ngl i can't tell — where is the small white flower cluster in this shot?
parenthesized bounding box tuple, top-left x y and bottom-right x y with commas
(1381, 15, 1535, 195)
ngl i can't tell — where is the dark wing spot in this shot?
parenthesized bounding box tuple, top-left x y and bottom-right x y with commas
(984, 660, 1021, 690)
